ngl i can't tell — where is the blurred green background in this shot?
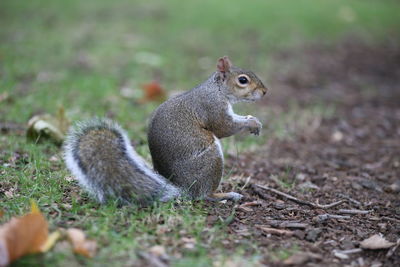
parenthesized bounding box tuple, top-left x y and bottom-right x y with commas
(1, 0, 399, 124)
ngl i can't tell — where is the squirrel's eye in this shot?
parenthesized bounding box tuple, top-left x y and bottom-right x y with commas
(238, 76, 248, 84)
(237, 75, 250, 87)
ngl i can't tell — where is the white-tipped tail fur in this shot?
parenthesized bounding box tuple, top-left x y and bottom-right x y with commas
(63, 118, 181, 205)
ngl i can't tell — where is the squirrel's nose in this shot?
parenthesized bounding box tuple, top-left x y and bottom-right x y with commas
(261, 87, 268, 95)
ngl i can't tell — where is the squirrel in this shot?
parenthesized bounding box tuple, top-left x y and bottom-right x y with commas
(64, 56, 267, 206)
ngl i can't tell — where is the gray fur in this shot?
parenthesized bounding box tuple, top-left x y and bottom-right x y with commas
(64, 118, 181, 205)
(148, 70, 266, 199)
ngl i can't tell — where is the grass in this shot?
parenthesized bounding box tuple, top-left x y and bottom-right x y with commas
(1, 0, 400, 266)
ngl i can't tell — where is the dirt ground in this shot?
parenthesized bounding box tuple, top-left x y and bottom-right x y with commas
(210, 37, 400, 266)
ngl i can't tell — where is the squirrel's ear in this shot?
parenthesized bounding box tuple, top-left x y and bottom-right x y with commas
(217, 56, 232, 73)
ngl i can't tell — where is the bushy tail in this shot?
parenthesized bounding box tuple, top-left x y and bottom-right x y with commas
(63, 118, 181, 205)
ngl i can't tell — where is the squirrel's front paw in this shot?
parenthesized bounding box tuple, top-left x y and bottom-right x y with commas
(245, 115, 262, 135)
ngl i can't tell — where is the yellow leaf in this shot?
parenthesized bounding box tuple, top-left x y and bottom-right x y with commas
(40, 231, 61, 253)
(30, 199, 40, 214)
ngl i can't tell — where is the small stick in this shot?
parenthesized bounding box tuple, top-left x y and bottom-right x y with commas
(381, 216, 400, 223)
(335, 248, 363, 254)
(255, 225, 294, 236)
(314, 214, 351, 223)
(251, 184, 276, 201)
(280, 222, 308, 229)
(255, 184, 346, 209)
(337, 193, 362, 206)
(387, 238, 400, 258)
(338, 209, 373, 215)
(267, 221, 308, 229)
(240, 176, 252, 190)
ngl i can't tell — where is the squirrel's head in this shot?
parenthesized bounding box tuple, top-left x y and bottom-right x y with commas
(217, 56, 267, 103)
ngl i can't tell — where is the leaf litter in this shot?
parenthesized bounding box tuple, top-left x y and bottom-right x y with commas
(0, 201, 97, 265)
(206, 37, 400, 266)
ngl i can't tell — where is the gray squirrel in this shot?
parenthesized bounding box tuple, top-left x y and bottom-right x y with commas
(64, 56, 267, 205)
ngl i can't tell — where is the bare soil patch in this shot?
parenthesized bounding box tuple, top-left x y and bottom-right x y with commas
(211, 37, 400, 266)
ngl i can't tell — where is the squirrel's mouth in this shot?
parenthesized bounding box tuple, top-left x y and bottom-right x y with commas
(250, 90, 265, 101)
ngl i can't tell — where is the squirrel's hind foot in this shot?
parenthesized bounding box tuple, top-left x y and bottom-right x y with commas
(205, 192, 243, 202)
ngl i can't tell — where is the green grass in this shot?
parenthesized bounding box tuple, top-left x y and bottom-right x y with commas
(1, 0, 400, 266)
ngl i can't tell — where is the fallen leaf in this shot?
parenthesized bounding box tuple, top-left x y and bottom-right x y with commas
(26, 107, 70, 145)
(67, 228, 97, 257)
(0, 201, 48, 265)
(40, 231, 61, 253)
(360, 234, 395, 250)
(140, 81, 166, 103)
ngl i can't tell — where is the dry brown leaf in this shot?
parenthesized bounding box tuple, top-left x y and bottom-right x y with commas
(360, 234, 395, 250)
(140, 81, 166, 103)
(0, 201, 48, 266)
(67, 228, 97, 258)
(26, 106, 70, 145)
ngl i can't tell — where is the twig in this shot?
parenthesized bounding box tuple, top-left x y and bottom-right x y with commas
(240, 176, 252, 190)
(314, 214, 351, 223)
(387, 238, 400, 258)
(336, 193, 362, 207)
(338, 209, 373, 215)
(267, 220, 309, 229)
(255, 184, 346, 209)
(341, 248, 363, 254)
(333, 248, 362, 260)
(251, 184, 276, 201)
(334, 248, 362, 254)
(255, 225, 294, 236)
(381, 216, 400, 223)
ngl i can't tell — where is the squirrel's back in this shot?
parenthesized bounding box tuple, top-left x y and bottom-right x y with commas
(64, 118, 181, 205)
